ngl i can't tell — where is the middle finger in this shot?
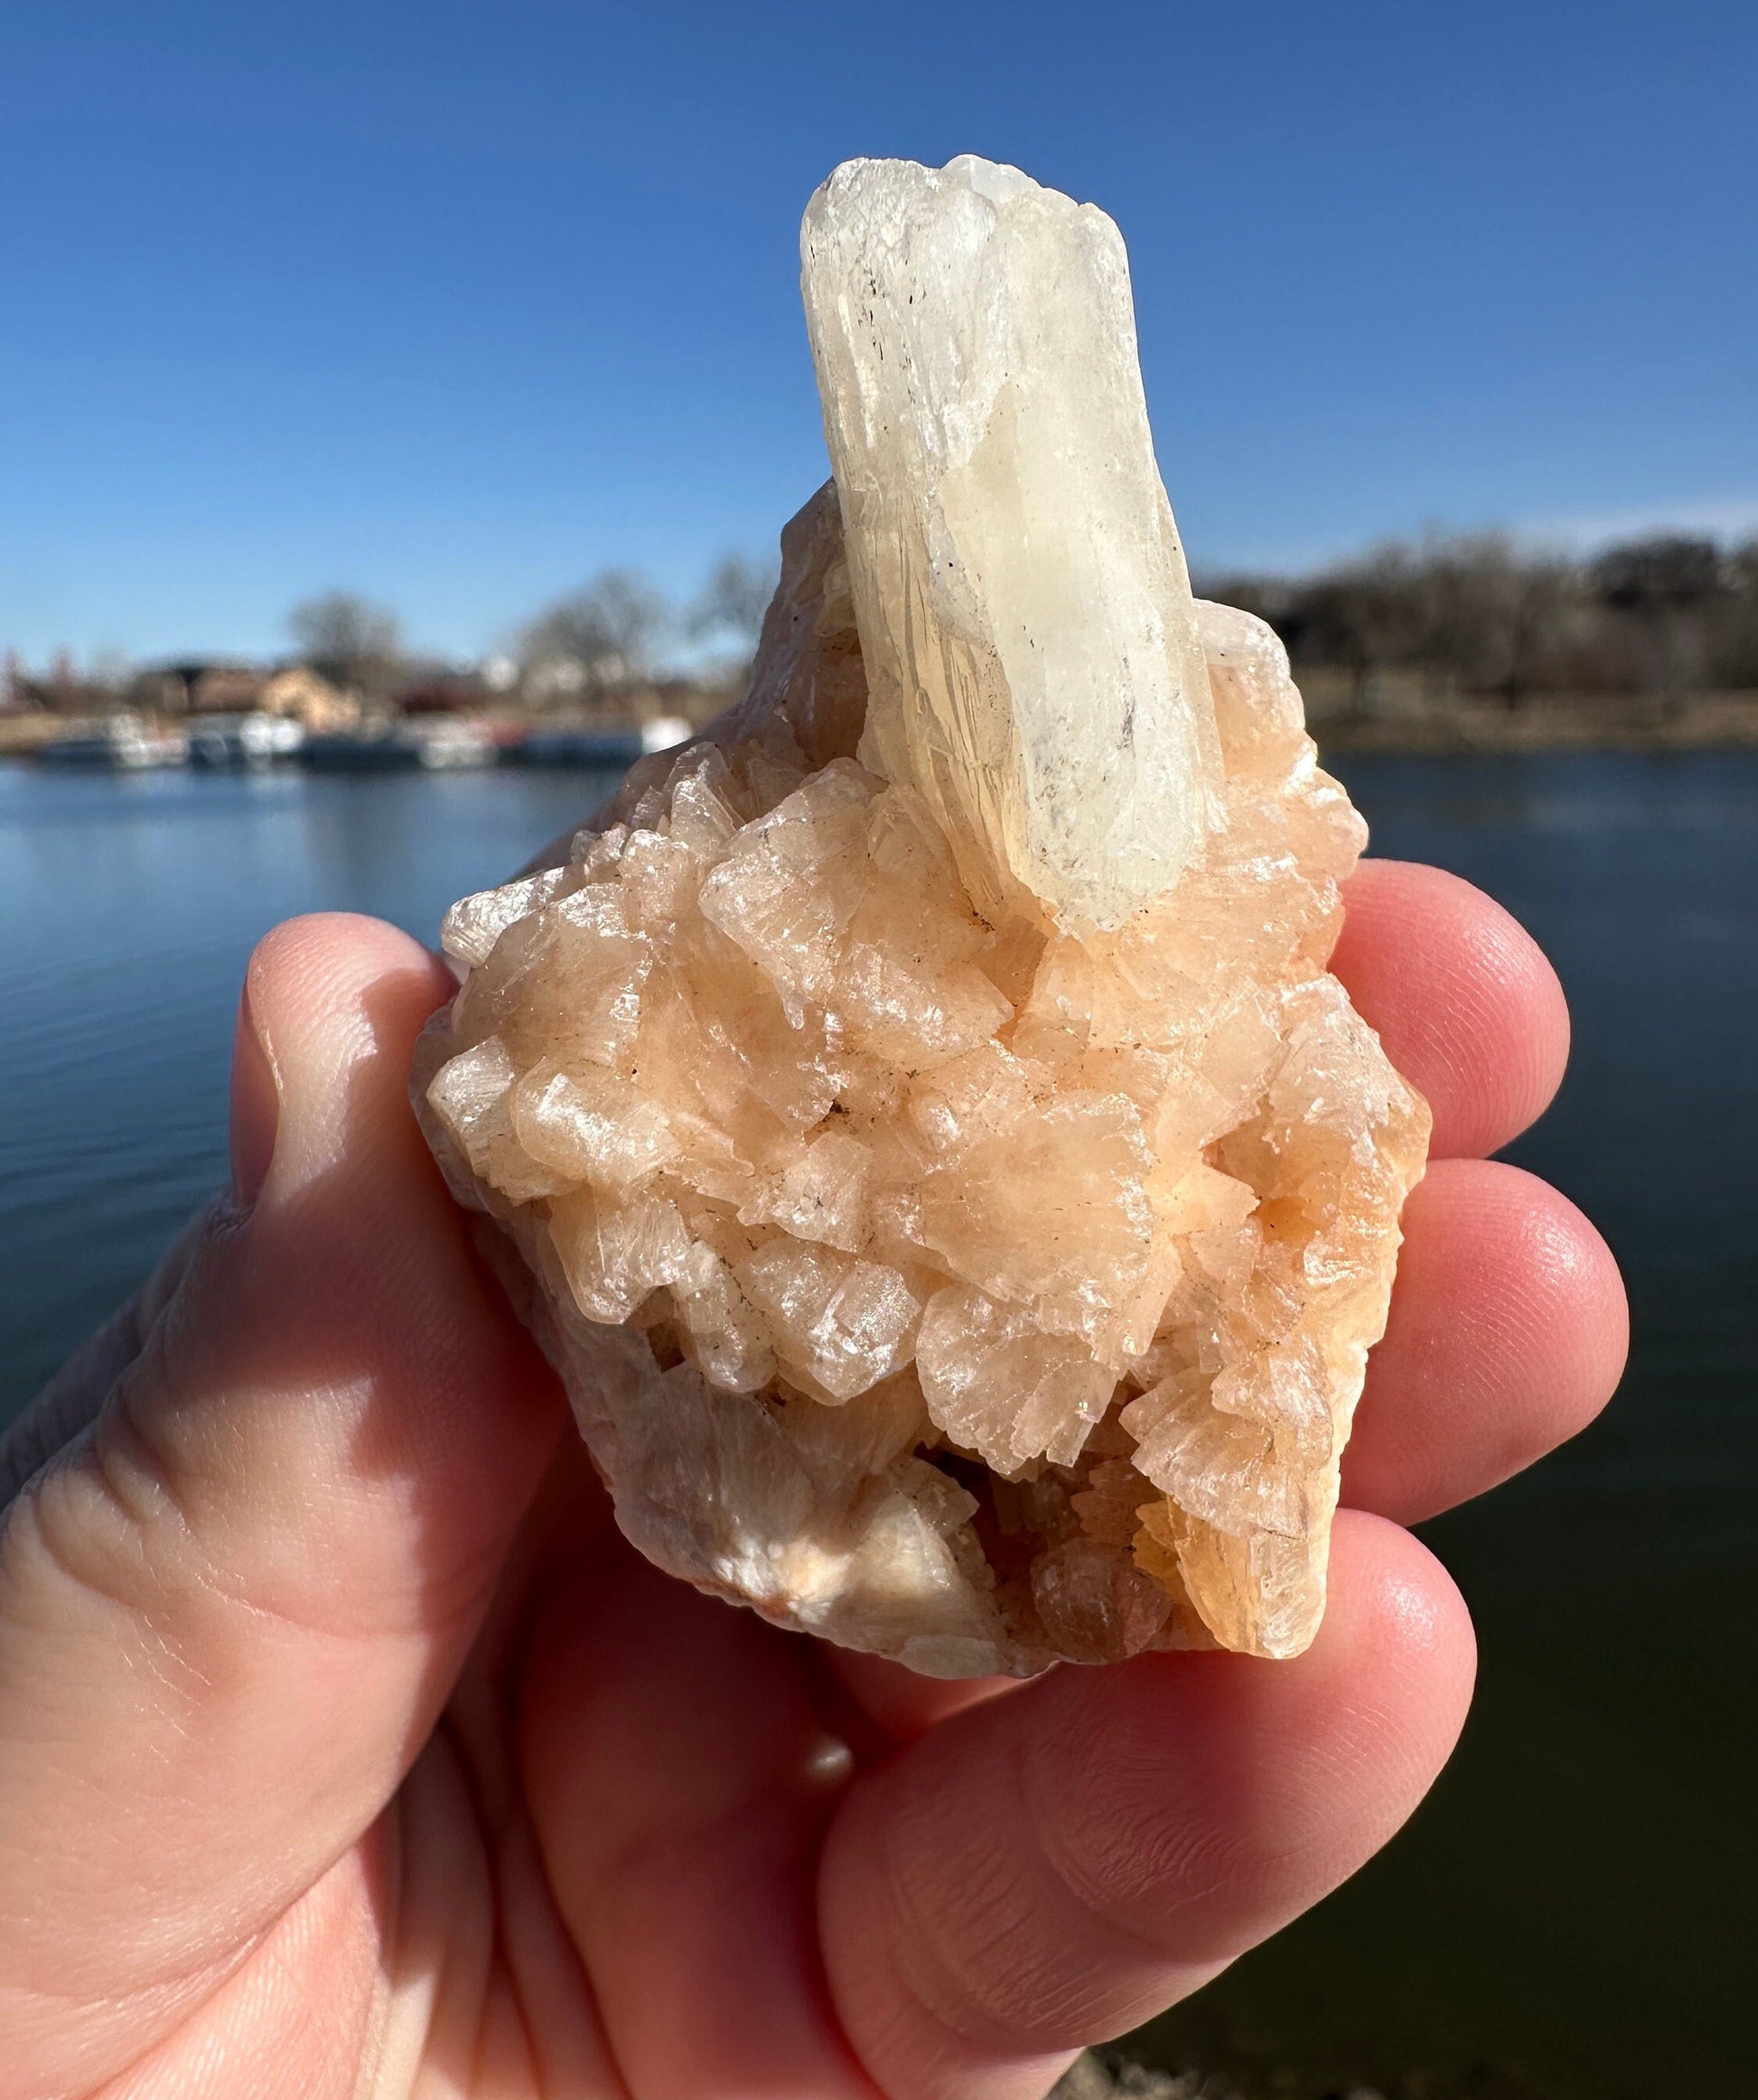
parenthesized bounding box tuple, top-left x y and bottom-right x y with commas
(1341, 1157, 1627, 1526)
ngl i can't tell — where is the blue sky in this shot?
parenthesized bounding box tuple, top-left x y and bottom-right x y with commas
(3, 0, 1753, 664)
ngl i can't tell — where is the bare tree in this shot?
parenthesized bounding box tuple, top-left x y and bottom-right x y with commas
(1384, 534, 1580, 707)
(288, 593, 404, 696)
(1712, 538, 1758, 687)
(1591, 535, 1725, 696)
(517, 569, 670, 710)
(687, 554, 777, 656)
(1203, 529, 1758, 707)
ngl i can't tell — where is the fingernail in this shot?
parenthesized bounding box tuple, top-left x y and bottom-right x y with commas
(229, 972, 282, 1209)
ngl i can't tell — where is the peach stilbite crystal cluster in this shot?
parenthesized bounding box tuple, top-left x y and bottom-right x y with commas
(413, 156, 1430, 1674)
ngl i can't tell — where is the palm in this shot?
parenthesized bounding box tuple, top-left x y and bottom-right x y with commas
(0, 867, 1624, 2100)
(416, 1463, 927, 2099)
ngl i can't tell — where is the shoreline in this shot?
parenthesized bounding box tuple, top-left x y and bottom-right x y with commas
(7, 690, 1756, 766)
(1307, 687, 1758, 755)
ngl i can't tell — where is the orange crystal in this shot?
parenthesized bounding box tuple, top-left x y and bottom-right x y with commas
(413, 160, 1429, 1673)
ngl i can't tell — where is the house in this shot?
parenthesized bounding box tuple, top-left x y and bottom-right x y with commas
(258, 666, 359, 733)
(140, 663, 265, 715)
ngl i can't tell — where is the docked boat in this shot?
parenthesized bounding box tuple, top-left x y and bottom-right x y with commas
(37, 719, 189, 770)
(411, 720, 499, 770)
(641, 714, 692, 755)
(514, 728, 644, 768)
(187, 712, 306, 768)
(301, 730, 422, 772)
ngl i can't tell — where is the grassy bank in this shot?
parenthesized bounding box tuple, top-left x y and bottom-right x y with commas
(1306, 684, 1758, 753)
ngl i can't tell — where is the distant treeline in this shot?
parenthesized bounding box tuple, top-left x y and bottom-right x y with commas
(4, 554, 779, 720)
(13, 530, 1758, 728)
(1199, 531, 1758, 707)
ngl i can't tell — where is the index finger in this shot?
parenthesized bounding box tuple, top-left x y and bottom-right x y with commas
(1332, 859, 1570, 1159)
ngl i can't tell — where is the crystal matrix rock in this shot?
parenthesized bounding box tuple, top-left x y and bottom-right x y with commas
(413, 155, 1430, 1674)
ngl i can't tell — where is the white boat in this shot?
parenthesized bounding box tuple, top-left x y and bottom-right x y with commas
(412, 721, 498, 770)
(37, 719, 190, 770)
(641, 714, 693, 755)
(187, 712, 306, 768)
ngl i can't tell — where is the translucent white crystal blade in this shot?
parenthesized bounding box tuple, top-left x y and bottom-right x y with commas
(800, 154, 1224, 930)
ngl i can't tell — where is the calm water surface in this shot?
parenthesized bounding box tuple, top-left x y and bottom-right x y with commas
(2, 754, 1753, 2097)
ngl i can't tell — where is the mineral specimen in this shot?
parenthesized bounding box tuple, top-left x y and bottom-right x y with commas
(413, 154, 1430, 1675)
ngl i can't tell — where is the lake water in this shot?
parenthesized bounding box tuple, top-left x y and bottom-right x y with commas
(2, 754, 1753, 2098)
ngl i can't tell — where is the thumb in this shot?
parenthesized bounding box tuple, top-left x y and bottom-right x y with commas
(0, 913, 562, 2093)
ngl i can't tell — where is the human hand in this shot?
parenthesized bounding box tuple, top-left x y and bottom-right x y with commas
(0, 866, 1625, 2100)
